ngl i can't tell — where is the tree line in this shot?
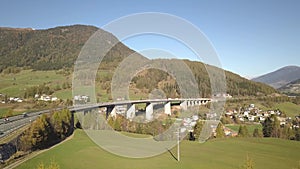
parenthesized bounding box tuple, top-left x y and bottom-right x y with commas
(18, 109, 73, 151)
(23, 84, 54, 99)
(262, 115, 300, 141)
(191, 116, 300, 141)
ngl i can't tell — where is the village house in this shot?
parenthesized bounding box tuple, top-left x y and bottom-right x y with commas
(277, 117, 287, 126)
(37, 94, 58, 102)
(9, 97, 23, 103)
(248, 115, 255, 122)
(74, 95, 90, 104)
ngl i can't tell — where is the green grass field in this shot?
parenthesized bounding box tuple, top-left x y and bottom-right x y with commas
(273, 102, 300, 117)
(226, 124, 263, 134)
(0, 107, 9, 117)
(16, 130, 300, 169)
(54, 89, 72, 100)
(0, 70, 70, 98)
(0, 103, 31, 118)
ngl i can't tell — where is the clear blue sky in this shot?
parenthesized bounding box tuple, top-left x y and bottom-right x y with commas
(1, 0, 299, 78)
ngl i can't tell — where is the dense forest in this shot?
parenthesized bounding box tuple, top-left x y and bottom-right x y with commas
(0, 25, 133, 71)
(19, 109, 73, 151)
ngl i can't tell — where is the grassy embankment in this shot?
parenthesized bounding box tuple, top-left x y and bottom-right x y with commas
(16, 129, 300, 169)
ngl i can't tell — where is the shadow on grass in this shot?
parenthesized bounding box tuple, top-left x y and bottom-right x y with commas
(166, 148, 178, 161)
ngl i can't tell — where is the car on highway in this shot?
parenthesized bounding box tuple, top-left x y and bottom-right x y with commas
(4, 118, 9, 123)
(22, 112, 28, 117)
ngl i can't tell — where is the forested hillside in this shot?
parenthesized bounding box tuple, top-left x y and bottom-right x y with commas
(128, 61, 277, 98)
(0, 25, 134, 71)
(185, 61, 277, 97)
(0, 25, 278, 97)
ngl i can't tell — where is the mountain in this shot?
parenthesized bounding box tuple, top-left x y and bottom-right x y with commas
(0, 25, 278, 97)
(278, 78, 300, 95)
(0, 25, 135, 71)
(252, 66, 300, 89)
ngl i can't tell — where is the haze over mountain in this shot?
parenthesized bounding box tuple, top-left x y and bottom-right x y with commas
(0, 25, 278, 97)
(252, 66, 300, 89)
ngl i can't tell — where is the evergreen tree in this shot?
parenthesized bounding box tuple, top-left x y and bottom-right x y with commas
(271, 115, 281, 138)
(238, 125, 249, 137)
(296, 128, 300, 141)
(216, 123, 225, 138)
(281, 124, 294, 140)
(253, 128, 263, 138)
(193, 120, 204, 140)
(113, 115, 122, 131)
(262, 117, 273, 137)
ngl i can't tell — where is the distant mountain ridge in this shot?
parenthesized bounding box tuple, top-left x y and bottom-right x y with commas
(252, 66, 300, 89)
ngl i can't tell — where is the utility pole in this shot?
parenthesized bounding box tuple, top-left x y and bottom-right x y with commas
(177, 128, 180, 161)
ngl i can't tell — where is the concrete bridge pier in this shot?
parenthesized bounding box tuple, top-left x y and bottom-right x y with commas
(106, 105, 116, 119)
(126, 104, 136, 119)
(164, 102, 171, 115)
(180, 100, 188, 110)
(188, 100, 195, 107)
(71, 112, 75, 132)
(145, 103, 154, 121)
(201, 100, 208, 105)
(83, 109, 91, 115)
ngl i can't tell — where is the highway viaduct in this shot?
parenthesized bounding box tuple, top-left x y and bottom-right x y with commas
(0, 98, 210, 138)
(69, 98, 211, 121)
